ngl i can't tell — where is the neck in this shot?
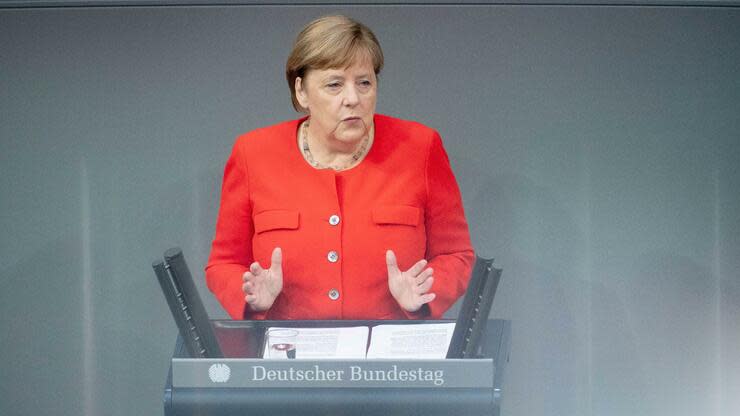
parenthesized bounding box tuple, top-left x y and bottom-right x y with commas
(300, 120, 373, 171)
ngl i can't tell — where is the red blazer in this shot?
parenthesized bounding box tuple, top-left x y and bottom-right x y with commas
(206, 114, 474, 320)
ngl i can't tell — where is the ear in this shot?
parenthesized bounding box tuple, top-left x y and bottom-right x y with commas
(295, 77, 309, 111)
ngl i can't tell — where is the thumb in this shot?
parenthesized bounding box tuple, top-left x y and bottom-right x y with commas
(270, 247, 283, 273)
(386, 250, 399, 275)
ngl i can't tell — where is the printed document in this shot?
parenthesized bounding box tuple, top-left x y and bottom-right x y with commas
(263, 327, 368, 359)
(366, 323, 455, 359)
(262, 323, 455, 359)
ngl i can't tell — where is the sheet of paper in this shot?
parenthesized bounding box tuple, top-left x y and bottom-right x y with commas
(263, 326, 369, 359)
(366, 323, 456, 359)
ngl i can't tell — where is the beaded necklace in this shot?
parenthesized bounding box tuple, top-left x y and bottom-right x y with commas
(300, 120, 371, 171)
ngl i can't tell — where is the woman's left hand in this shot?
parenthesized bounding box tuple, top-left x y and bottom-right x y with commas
(386, 250, 436, 312)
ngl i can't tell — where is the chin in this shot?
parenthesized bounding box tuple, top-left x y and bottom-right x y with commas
(337, 125, 367, 140)
(336, 132, 365, 143)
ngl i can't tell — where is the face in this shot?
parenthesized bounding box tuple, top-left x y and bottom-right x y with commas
(295, 57, 377, 147)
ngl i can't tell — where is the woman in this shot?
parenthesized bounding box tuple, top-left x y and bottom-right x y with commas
(206, 15, 474, 321)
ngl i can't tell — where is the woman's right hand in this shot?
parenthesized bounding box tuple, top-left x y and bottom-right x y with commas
(242, 247, 283, 312)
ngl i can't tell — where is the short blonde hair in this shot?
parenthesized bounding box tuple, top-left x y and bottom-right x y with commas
(286, 15, 384, 112)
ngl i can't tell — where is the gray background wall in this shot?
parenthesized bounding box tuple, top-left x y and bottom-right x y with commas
(1, 3, 739, 416)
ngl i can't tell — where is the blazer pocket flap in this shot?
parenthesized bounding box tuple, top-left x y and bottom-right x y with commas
(254, 210, 300, 233)
(372, 206, 420, 226)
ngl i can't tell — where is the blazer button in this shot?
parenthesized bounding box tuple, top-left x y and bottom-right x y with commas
(327, 251, 339, 263)
(329, 214, 340, 226)
(328, 289, 340, 300)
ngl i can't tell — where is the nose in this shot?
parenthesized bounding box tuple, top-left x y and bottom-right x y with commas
(342, 85, 360, 107)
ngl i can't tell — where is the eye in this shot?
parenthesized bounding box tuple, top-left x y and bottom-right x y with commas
(326, 82, 341, 89)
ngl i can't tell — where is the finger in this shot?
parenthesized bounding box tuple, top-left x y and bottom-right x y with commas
(270, 247, 283, 274)
(416, 276, 434, 294)
(385, 250, 399, 275)
(243, 281, 254, 297)
(414, 268, 434, 286)
(406, 259, 428, 277)
(250, 261, 264, 275)
(243, 271, 256, 282)
(419, 292, 436, 305)
(245, 294, 257, 304)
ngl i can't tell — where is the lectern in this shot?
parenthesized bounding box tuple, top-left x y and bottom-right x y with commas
(155, 249, 508, 415)
(162, 319, 510, 416)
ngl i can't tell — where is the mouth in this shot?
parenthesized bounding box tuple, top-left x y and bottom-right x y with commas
(342, 117, 361, 122)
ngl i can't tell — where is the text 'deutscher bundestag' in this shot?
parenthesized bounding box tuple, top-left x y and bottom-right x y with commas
(172, 359, 493, 389)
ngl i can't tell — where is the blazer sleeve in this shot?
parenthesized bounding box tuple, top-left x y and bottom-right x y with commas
(420, 132, 475, 318)
(205, 140, 267, 320)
